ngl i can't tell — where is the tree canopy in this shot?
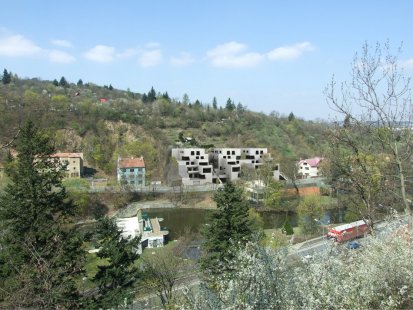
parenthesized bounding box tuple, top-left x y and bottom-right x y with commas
(201, 183, 255, 277)
(0, 121, 85, 308)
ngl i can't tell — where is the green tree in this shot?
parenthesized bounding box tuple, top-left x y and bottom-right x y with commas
(162, 91, 170, 101)
(201, 183, 255, 277)
(194, 99, 202, 109)
(77, 78, 83, 86)
(59, 76, 68, 87)
(52, 78, 59, 86)
(264, 179, 283, 210)
(90, 217, 141, 309)
(0, 121, 85, 309)
(182, 93, 190, 105)
(297, 195, 322, 235)
(212, 96, 218, 109)
(2, 68, 11, 84)
(288, 112, 295, 121)
(282, 216, 294, 235)
(147, 86, 157, 102)
(225, 98, 235, 111)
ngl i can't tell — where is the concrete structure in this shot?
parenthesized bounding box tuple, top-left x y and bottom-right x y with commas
(116, 210, 169, 253)
(117, 156, 145, 186)
(211, 148, 269, 183)
(51, 152, 83, 178)
(171, 147, 277, 185)
(171, 148, 213, 186)
(298, 157, 323, 178)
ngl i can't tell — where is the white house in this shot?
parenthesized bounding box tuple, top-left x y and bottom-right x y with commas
(115, 210, 169, 253)
(297, 157, 324, 178)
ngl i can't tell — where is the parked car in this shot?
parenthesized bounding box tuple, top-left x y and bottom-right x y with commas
(346, 241, 361, 250)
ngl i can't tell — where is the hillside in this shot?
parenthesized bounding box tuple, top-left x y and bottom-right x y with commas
(0, 74, 330, 183)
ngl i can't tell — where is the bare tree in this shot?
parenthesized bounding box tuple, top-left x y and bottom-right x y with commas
(326, 41, 412, 228)
(141, 238, 192, 308)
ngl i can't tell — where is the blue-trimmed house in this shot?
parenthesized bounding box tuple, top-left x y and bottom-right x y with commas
(117, 156, 146, 186)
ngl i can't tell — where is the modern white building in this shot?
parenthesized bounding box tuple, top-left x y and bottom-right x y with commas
(210, 148, 242, 182)
(171, 148, 213, 185)
(172, 147, 277, 185)
(116, 210, 169, 253)
(297, 157, 324, 178)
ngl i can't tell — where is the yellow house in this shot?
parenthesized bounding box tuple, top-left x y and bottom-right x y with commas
(51, 153, 84, 178)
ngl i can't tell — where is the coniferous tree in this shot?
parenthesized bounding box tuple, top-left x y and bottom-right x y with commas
(77, 79, 83, 86)
(0, 121, 85, 309)
(59, 76, 68, 87)
(90, 217, 141, 309)
(162, 91, 170, 101)
(194, 99, 202, 109)
(182, 93, 190, 105)
(201, 183, 255, 277)
(108, 84, 113, 90)
(52, 78, 59, 86)
(225, 98, 235, 111)
(2, 69, 11, 84)
(212, 97, 218, 109)
(147, 86, 157, 102)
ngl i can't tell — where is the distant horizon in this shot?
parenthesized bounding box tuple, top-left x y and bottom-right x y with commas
(2, 1, 413, 120)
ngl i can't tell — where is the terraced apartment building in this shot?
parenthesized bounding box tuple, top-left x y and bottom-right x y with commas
(172, 147, 271, 185)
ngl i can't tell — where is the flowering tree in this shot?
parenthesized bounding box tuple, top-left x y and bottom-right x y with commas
(184, 221, 413, 309)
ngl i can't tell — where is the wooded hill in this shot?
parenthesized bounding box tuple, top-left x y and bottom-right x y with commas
(0, 72, 330, 183)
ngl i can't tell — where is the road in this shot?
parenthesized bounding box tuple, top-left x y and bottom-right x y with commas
(290, 216, 409, 259)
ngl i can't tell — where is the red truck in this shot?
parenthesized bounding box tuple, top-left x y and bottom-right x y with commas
(327, 220, 370, 243)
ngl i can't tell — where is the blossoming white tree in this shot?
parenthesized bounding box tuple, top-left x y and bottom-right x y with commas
(183, 222, 413, 309)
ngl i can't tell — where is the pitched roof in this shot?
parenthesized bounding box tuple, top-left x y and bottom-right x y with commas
(52, 152, 83, 159)
(299, 157, 323, 167)
(118, 157, 145, 168)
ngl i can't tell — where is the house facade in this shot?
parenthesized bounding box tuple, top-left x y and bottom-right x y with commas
(297, 157, 323, 178)
(117, 156, 145, 186)
(51, 152, 84, 178)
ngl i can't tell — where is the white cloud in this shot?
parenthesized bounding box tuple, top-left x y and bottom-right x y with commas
(116, 48, 139, 59)
(0, 34, 42, 57)
(48, 50, 75, 63)
(267, 42, 315, 61)
(83, 45, 115, 63)
(206, 41, 264, 68)
(170, 52, 195, 67)
(138, 49, 162, 67)
(51, 39, 73, 48)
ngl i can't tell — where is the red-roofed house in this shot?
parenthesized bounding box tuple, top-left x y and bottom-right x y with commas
(51, 152, 84, 178)
(117, 156, 146, 186)
(297, 157, 323, 179)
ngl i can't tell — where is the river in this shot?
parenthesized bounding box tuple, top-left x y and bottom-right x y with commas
(145, 207, 347, 240)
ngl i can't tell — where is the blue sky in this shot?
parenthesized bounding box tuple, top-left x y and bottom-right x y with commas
(1, 1, 413, 120)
